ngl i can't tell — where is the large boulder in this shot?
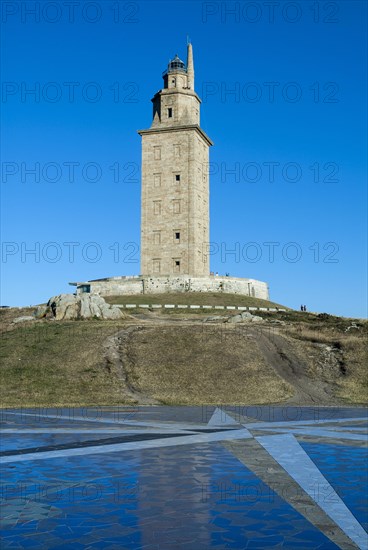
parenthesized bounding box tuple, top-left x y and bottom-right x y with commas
(250, 315, 264, 323)
(34, 304, 50, 319)
(48, 294, 78, 320)
(241, 311, 253, 320)
(228, 314, 243, 323)
(46, 294, 124, 321)
(227, 312, 265, 324)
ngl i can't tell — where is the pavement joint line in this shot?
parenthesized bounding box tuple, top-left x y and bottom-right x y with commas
(0, 428, 252, 463)
(254, 427, 368, 441)
(0, 428, 201, 434)
(2, 411, 232, 431)
(243, 417, 368, 429)
(3, 411, 139, 426)
(314, 426, 368, 432)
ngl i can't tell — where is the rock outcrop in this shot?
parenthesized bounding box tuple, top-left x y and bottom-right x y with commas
(227, 311, 264, 324)
(12, 316, 36, 324)
(36, 294, 125, 321)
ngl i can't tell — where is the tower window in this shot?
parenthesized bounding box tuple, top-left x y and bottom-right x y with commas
(175, 174, 180, 182)
(174, 231, 180, 242)
(173, 259, 181, 273)
(172, 200, 181, 214)
(153, 231, 161, 244)
(175, 261, 180, 266)
(174, 145, 181, 158)
(154, 173, 161, 188)
(153, 259, 161, 273)
(153, 201, 162, 215)
(168, 108, 173, 118)
(154, 146, 161, 160)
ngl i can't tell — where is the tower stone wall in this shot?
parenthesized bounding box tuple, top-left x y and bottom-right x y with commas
(138, 44, 213, 277)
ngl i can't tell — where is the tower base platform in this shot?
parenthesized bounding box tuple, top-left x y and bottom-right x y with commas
(70, 275, 269, 301)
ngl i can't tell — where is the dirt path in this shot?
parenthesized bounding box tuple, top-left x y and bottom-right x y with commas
(103, 325, 160, 405)
(250, 326, 342, 405)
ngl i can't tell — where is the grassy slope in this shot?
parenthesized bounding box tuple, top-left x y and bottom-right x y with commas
(1, 307, 366, 407)
(0, 316, 135, 407)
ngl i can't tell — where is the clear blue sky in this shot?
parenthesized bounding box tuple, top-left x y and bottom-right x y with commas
(1, 0, 367, 317)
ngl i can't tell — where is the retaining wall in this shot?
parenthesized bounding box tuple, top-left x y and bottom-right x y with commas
(74, 275, 269, 300)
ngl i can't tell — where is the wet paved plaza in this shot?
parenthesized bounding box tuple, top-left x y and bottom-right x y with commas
(1, 406, 367, 549)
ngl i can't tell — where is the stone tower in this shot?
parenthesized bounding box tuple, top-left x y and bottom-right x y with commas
(138, 43, 213, 277)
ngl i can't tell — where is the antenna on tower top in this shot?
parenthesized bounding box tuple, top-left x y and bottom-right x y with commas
(187, 34, 191, 45)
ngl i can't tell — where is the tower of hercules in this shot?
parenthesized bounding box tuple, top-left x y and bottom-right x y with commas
(138, 43, 213, 277)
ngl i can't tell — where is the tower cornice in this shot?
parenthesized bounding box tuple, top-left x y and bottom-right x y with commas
(151, 88, 202, 104)
(137, 124, 214, 147)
